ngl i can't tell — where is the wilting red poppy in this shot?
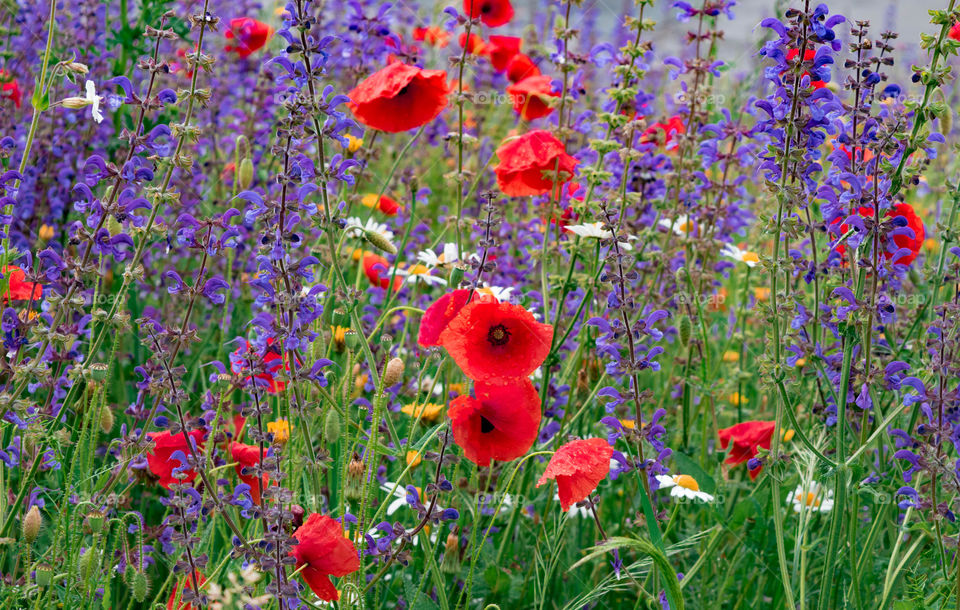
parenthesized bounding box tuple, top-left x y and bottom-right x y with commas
(784, 48, 825, 89)
(225, 17, 274, 58)
(458, 32, 487, 54)
(414, 25, 451, 48)
(486, 35, 521, 71)
(167, 571, 206, 610)
(418, 289, 497, 348)
(0, 70, 21, 109)
(718, 420, 774, 480)
(832, 203, 925, 266)
(231, 337, 295, 393)
(494, 130, 578, 197)
(506, 53, 539, 82)
(347, 62, 451, 133)
(506, 75, 557, 121)
(362, 252, 402, 292)
(439, 299, 553, 382)
(146, 430, 206, 489)
(448, 378, 541, 466)
(2, 266, 41, 302)
(464, 0, 514, 28)
(290, 513, 361, 601)
(231, 442, 268, 504)
(537, 438, 613, 511)
(640, 115, 686, 147)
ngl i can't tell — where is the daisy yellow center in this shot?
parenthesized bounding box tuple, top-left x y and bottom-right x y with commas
(487, 323, 511, 347)
(679, 221, 694, 233)
(741, 251, 759, 264)
(407, 264, 430, 275)
(674, 475, 699, 491)
(798, 491, 821, 507)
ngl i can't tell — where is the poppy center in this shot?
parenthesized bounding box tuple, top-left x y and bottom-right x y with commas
(398, 84, 410, 96)
(480, 415, 495, 434)
(487, 323, 511, 347)
(481, 2, 492, 13)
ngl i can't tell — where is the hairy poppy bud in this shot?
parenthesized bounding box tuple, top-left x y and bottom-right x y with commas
(678, 314, 692, 347)
(238, 158, 254, 189)
(22, 506, 41, 543)
(78, 547, 98, 581)
(130, 570, 150, 602)
(383, 357, 405, 387)
(363, 229, 398, 255)
(100, 405, 114, 434)
(344, 454, 366, 501)
(440, 531, 461, 574)
(324, 409, 341, 443)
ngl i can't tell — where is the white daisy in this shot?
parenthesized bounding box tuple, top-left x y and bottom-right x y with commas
(417, 242, 459, 268)
(345, 216, 394, 241)
(397, 264, 447, 286)
(788, 481, 834, 513)
(721, 243, 759, 267)
(659, 215, 696, 237)
(477, 283, 514, 302)
(565, 222, 635, 250)
(655, 474, 715, 502)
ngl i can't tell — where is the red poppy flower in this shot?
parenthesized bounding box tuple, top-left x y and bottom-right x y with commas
(448, 378, 541, 466)
(439, 300, 553, 382)
(418, 289, 498, 348)
(640, 115, 686, 147)
(225, 17, 274, 58)
(718, 420, 775, 480)
(537, 438, 613, 511)
(2, 266, 41, 301)
(290, 513, 361, 601)
(458, 32, 487, 54)
(230, 337, 294, 393)
(506, 53, 539, 82)
(347, 62, 451, 133)
(414, 25, 451, 48)
(146, 429, 206, 489)
(361, 193, 402, 216)
(464, 0, 514, 28)
(951, 21, 960, 42)
(832, 203, 925, 266)
(167, 571, 206, 610)
(231, 442, 268, 505)
(784, 48, 825, 89)
(0, 70, 21, 109)
(362, 252, 402, 292)
(486, 35, 521, 71)
(494, 130, 578, 197)
(506, 75, 557, 121)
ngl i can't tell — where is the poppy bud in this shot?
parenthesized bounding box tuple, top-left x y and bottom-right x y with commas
(61, 96, 93, 109)
(22, 506, 41, 543)
(239, 158, 254, 189)
(100, 405, 114, 434)
(363, 229, 398, 255)
(678, 315, 692, 347)
(289, 504, 305, 528)
(236, 135, 250, 159)
(440, 531, 461, 574)
(383, 357, 405, 387)
(78, 547, 98, 581)
(85, 510, 106, 534)
(130, 570, 150, 602)
(324, 409, 341, 443)
(448, 265, 465, 286)
(66, 62, 89, 75)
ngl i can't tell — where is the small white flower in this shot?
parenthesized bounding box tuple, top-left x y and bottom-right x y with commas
(556, 493, 592, 518)
(659, 215, 696, 237)
(417, 242, 459, 268)
(85, 80, 103, 124)
(397, 264, 447, 286)
(566, 222, 612, 240)
(721, 243, 759, 267)
(655, 474, 715, 502)
(788, 481, 834, 513)
(345, 216, 394, 240)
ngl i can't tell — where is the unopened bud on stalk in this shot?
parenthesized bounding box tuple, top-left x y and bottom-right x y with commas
(66, 62, 89, 75)
(61, 96, 92, 109)
(100, 405, 115, 434)
(344, 329, 360, 352)
(344, 454, 365, 501)
(238, 158, 254, 189)
(440, 531, 461, 574)
(678, 315, 692, 347)
(22, 506, 41, 543)
(363, 229, 397, 255)
(324, 409, 341, 442)
(130, 570, 150, 602)
(35, 564, 52, 587)
(85, 510, 105, 534)
(78, 547, 98, 581)
(383, 357, 405, 387)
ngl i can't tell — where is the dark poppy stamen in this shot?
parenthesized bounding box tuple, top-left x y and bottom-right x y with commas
(480, 415, 495, 433)
(487, 323, 511, 347)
